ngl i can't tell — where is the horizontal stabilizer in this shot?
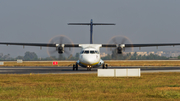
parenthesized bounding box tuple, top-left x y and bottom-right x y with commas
(68, 23, 115, 25)
(68, 23, 90, 25)
(92, 23, 115, 25)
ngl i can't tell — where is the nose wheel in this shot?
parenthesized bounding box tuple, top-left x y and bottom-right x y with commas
(87, 68, 92, 71)
(73, 63, 78, 71)
(102, 64, 108, 69)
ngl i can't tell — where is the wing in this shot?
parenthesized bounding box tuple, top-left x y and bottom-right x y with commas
(102, 43, 180, 54)
(102, 43, 180, 48)
(0, 42, 79, 47)
(1, 42, 180, 48)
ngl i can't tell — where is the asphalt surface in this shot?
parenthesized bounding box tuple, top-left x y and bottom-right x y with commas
(0, 66, 180, 74)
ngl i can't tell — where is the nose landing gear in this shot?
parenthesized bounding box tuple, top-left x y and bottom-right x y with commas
(87, 68, 92, 71)
(73, 63, 78, 71)
(87, 65, 92, 71)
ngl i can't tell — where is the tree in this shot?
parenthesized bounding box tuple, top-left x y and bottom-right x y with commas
(16, 56, 24, 60)
(75, 53, 79, 58)
(101, 54, 111, 60)
(178, 55, 180, 59)
(58, 54, 65, 60)
(24, 51, 38, 60)
(111, 49, 117, 60)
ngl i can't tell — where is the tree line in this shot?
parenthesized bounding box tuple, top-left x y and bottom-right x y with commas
(101, 52, 168, 60)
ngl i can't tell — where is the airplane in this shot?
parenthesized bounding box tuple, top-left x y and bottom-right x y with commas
(1, 19, 180, 71)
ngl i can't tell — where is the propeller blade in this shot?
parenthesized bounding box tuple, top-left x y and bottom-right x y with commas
(49, 49, 56, 54)
(121, 38, 126, 44)
(64, 49, 70, 55)
(106, 35, 134, 60)
(60, 36, 63, 44)
(112, 38, 117, 44)
(47, 35, 74, 60)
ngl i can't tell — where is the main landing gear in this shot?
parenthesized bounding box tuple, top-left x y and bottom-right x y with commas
(73, 63, 78, 71)
(102, 64, 108, 69)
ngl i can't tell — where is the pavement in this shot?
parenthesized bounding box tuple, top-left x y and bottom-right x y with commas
(0, 66, 180, 74)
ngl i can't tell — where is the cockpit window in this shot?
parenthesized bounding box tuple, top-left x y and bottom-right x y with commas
(80, 51, 84, 54)
(84, 51, 89, 54)
(81, 50, 99, 54)
(90, 51, 95, 54)
(95, 51, 99, 54)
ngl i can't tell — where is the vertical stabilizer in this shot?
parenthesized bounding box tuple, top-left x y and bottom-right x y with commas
(68, 19, 115, 44)
(90, 19, 93, 44)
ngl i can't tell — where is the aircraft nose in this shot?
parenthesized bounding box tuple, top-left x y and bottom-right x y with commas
(84, 56, 98, 65)
(86, 58, 94, 64)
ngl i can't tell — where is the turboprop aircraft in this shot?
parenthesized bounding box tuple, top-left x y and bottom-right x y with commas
(1, 19, 180, 71)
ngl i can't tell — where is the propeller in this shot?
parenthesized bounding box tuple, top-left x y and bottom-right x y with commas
(47, 35, 74, 60)
(106, 35, 134, 60)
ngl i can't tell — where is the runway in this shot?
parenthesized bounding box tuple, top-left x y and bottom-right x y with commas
(0, 66, 180, 74)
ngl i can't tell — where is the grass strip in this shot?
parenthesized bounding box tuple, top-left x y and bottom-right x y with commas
(0, 73, 180, 100)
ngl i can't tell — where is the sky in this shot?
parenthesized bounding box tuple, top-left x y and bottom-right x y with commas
(0, 0, 180, 57)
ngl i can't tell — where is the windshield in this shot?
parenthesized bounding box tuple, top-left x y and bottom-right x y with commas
(90, 51, 95, 54)
(84, 50, 89, 54)
(80, 50, 99, 54)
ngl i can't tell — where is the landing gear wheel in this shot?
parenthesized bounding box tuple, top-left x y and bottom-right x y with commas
(87, 68, 92, 71)
(105, 64, 108, 69)
(102, 64, 108, 69)
(73, 65, 75, 71)
(73, 63, 78, 71)
(76, 63, 78, 71)
(102, 64, 105, 69)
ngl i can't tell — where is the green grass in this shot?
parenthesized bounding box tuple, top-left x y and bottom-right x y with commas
(0, 73, 180, 101)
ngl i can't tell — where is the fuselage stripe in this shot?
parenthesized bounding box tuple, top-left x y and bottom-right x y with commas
(80, 62, 99, 66)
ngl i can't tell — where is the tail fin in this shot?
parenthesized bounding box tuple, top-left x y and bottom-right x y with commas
(68, 19, 115, 44)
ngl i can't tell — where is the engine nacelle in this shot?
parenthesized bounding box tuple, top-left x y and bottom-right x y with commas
(58, 46, 64, 54)
(117, 47, 123, 54)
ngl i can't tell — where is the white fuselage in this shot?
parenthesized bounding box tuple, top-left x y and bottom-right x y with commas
(77, 44, 104, 68)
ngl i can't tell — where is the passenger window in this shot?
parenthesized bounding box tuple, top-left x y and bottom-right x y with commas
(84, 51, 89, 54)
(90, 51, 95, 54)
